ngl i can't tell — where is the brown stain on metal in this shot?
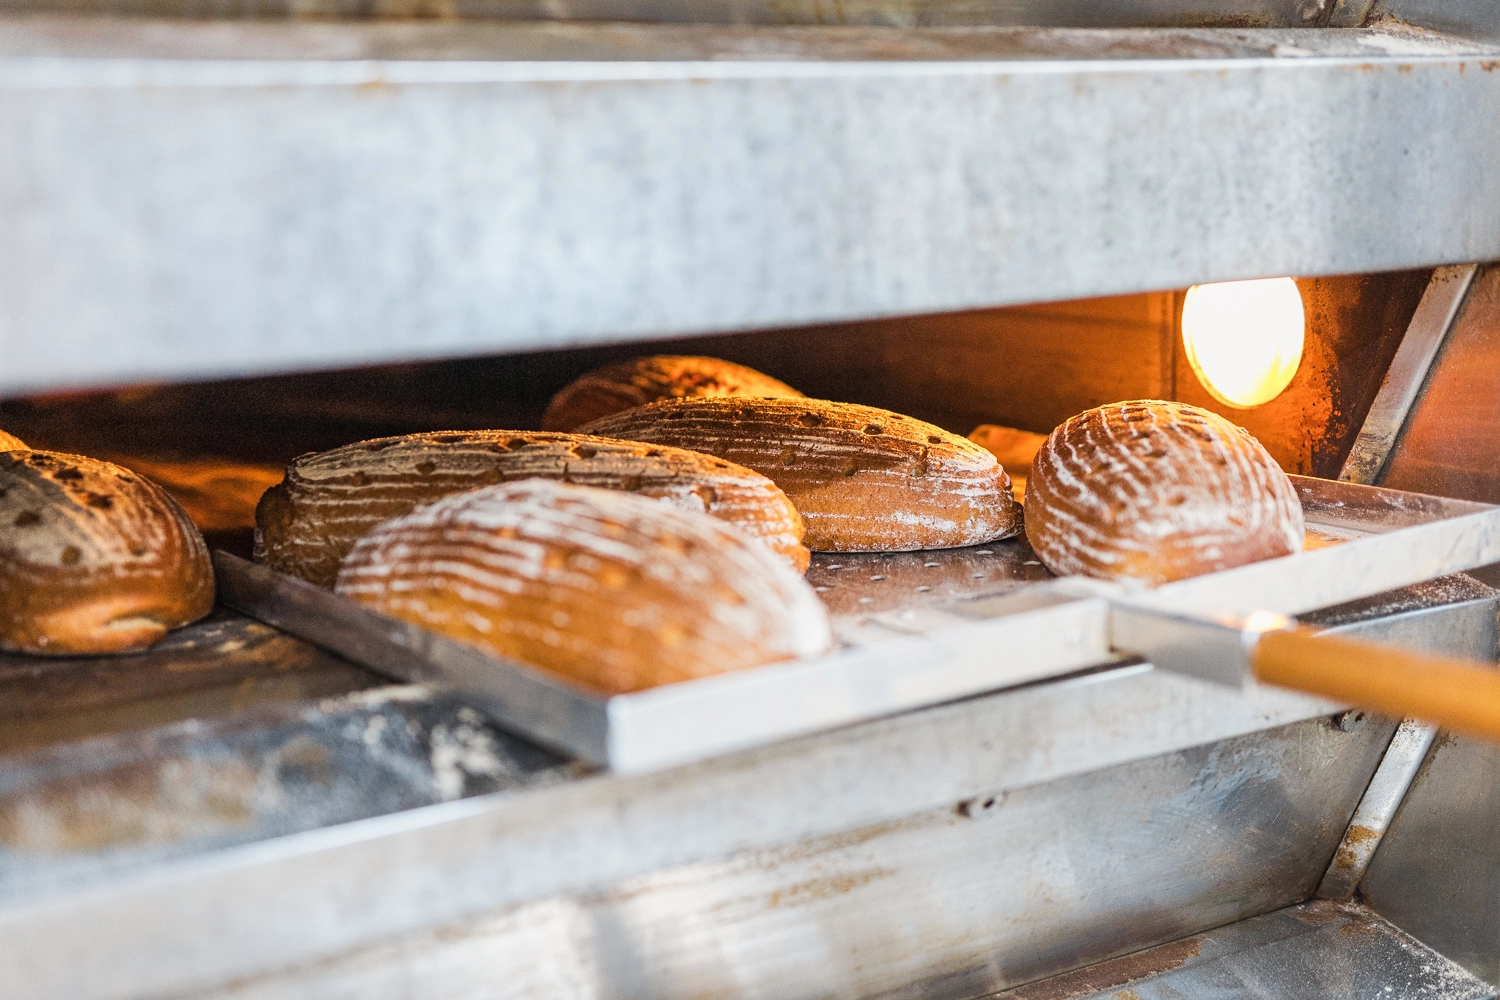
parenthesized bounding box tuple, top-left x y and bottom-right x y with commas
(1290, 898, 1355, 926)
(273, 734, 336, 786)
(1333, 823, 1381, 870)
(580, 816, 919, 911)
(1001, 935, 1204, 999)
(0, 755, 263, 853)
(746, 813, 929, 869)
(767, 866, 893, 908)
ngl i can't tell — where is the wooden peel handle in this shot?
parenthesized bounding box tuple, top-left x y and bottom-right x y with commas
(1253, 628, 1500, 741)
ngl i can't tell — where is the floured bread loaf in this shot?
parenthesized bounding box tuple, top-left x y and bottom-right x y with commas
(336, 480, 833, 694)
(1026, 400, 1304, 584)
(579, 397, 1022, 552)
(542, 355, 804, 432)
(0, 430, 24, 452)
(256, 430, 809, 587)
(0, 451, 214, 655)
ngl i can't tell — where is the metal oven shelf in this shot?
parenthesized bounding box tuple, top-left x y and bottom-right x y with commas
(218, 475, 1500, 772)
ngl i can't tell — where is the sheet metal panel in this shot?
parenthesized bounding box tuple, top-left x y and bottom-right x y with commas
(2, 21, 1498, 392)
(1360, 732, 1500, 985)
(992, 901, 1495, 1000)
(1, 583, 1490, 1000)
(171, 720, 1396, 1000)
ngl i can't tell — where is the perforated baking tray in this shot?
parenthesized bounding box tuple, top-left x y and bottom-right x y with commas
(216, 476, 1500, 773)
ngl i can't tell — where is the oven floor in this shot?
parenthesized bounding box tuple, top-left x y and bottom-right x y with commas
(987, 900, 1493, 1000)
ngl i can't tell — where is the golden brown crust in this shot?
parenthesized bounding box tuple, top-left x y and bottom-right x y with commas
(335, 480, 833, 694)
(541, 356, 804, 432)
(255, 429, 809, 588)
(578, 397, 1023, 552)
(0, 430, 24, 452)
(0, 451, 214, 655)
(1025, 400, 1305, 585)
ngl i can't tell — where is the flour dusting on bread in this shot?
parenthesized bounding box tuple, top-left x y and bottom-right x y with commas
(579, 397, 1022, 552)
(336, 479, 832, 694)
(1025, 400, 1303, 584)
(256, 429, 809, 587)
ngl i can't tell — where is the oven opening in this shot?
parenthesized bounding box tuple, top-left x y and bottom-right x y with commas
(0, 268, 1431, 551)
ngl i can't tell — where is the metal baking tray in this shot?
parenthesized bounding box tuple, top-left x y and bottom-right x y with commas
(216, 476, 1500, 773)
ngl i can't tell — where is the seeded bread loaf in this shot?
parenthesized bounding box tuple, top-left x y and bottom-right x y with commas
(336, 480, 833, 694)
(0, 430, 24, 452)
(255, 430, 809, 587)
(579, 397, 1023, 552)
(0, 451, 214, 655)
(542, 356, 803, 432)
(1025, 400, 1304, 584)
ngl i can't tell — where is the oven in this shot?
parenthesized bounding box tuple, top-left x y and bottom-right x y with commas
(3, 2, 1500, 998)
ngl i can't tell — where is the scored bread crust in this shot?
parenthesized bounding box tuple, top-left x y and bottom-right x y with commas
(0, 451, 214, 655)
(578, 397, 1023, 552)
(335, 480, 834, 694)
(1025, 400, 1305, 585)
(0, 430, 25, 452)
(255, 430, 810, 588)
(542, 356, 804, 432)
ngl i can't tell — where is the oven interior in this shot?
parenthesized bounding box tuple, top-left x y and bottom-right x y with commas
(0, 267, 1432, 527)
(5, 267, 1500, 999)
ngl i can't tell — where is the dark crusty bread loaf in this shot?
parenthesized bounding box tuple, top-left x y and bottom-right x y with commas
(542, 356, 804, 432)
(0, 430, 24, 452)
(256, 430, 809, 588)
(0, 451, 214, 655)
(1025, 400, 1304, 585)
(578, 397, 1022, 552)
(336, 480, 833, 694)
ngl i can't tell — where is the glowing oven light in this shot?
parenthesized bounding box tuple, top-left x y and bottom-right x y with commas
(1181, 277, 1305, 408)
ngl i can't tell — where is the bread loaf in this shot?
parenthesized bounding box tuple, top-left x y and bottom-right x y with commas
(0, 451, 214, 655)
(542, 356, 803, 432)
(0, 430, 24, 452)
(255, 430, 809, 588)
(1025, 400, 1304, 585)
(578, 397, 1022, 552)
(336, 480, 833, 694)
